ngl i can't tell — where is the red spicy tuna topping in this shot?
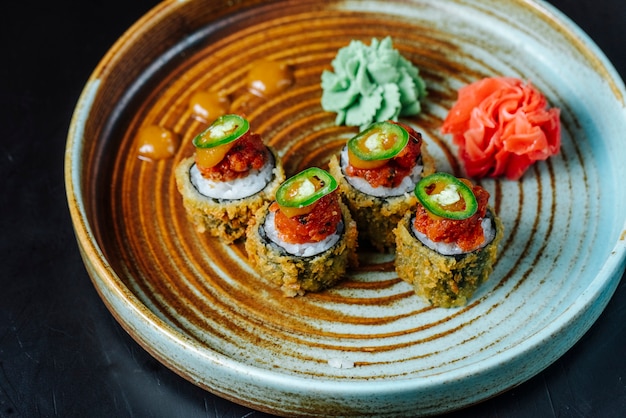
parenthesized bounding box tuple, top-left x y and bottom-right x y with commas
(270, 192, 342, 244)
(346, 121, 423, 188)
(413, 183, 490, 252)
(196, 131, 268, 182)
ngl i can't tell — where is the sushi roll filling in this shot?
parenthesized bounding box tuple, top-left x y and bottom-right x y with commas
(261, 167, 344, 257)
(261, 211, 344, 257)
(340, 121, 425, 197)
(411, 173, 493, 255)
(339, 146, 423, 197)
(192, 114, 269, 184)
(410, 212, 496, 257)
(187, 114, 278, 201)
(189, 151, 276, 201)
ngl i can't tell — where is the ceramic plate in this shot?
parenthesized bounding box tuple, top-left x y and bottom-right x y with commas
(65, 0, 626, 416)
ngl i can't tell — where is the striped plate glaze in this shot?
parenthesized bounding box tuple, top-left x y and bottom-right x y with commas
(65, 0, 626, 416)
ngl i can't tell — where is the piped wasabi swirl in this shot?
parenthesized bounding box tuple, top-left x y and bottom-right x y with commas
(321, 37, 427, 130)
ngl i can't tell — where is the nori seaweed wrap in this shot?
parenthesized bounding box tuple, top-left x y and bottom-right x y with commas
(328, 121, 434, 252)
(395, 209, 503, 307)
(174, 148, 284, 243)
(245, 168, 358, 296)
(394, 173, 503, 307)
(174, 115, 284, 243)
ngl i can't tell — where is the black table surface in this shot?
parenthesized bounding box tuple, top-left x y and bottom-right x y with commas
(2, 1, 625, 417)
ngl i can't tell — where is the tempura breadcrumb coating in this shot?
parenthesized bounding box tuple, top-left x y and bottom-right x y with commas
(394, 210, 503, 307)
(174, 148, 284, 244)
(328, 147, 435, 252)
(245, 200, 358, 297)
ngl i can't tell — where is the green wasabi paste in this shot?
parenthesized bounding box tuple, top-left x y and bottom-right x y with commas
(321, 37, 427, 130)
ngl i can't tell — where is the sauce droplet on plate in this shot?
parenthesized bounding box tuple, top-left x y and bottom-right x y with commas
(247, 59, 294, 98)
(137, 125, 180, 161)
(189, 90, 231, 122)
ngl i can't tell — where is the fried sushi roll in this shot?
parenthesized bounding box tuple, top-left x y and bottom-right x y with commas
(394, 173, 503, 307)
(175, 114, 285, 243)
(329, 121, 435, 252)
(245, 167, 358, 297)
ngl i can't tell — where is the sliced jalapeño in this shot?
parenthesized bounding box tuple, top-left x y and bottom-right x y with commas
(192, 114, 249, 148)
(192, 114, 249, 168)
(415, 172, 478, 220)
(276, 167, 338, 217)
(347, 121, 409, 169)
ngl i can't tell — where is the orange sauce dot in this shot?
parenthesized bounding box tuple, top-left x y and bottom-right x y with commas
(137, 125, 179, 161)
(189, 90, 230, 122)
(247, 59, 294, 98)
(347, 147, 388, 169)
(195, 141, 236, 168)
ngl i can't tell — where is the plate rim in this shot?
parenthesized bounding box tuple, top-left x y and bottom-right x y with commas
(64, 0, 626, 414)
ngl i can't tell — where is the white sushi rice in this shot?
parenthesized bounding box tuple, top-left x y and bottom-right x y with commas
(190, 153, 275, 200)
(339, 146, 423, 197)
(412, 216, 495, 256)
(263, 210, 342, 257)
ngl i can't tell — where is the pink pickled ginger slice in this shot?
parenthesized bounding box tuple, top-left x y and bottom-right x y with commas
(441, 77, 561, 180)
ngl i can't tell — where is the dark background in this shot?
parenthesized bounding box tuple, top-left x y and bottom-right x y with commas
(2, 0, 625, 417)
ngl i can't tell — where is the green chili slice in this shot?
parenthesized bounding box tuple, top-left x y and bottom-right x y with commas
(276, 167, 338, 208)
(347, 121, 409, 162)
(415, 172, 478, 220)
(192, 114, 249, 149)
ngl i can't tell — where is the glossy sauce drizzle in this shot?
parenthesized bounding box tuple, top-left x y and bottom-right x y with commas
(138, 59, 295, 161)
(247, 58, 294, 98)
(136, 125, 180, 161)
(189, 90, 231, 122)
